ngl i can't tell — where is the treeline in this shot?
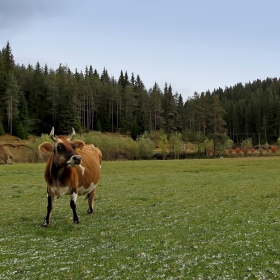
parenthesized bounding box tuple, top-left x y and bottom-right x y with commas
(0, 42, 279, 146)
(185, 78, 280, 146)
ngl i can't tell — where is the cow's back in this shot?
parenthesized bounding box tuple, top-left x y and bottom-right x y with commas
(76, 144, 102, 187)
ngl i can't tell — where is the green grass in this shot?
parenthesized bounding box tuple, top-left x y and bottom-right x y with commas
(1, 158, 280, 279)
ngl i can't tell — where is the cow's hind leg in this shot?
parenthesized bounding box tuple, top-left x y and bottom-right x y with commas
(87, 189, 96, 214)
(42, 191, 54, 227)
(70, 192, 80, 224)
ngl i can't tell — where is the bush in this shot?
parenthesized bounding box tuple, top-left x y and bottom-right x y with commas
(137, 134, 155, 159)
(159, 134, 168, 160)
(169, 132, 184, 159)
(79, 132, 139, 160)
(235, 147, 241, 155)
(204, 138, 214, 157)
(241, 147, 248, 156)
(224, 139, 234, 149)
(241, 138, 253, 149)
(125, 138, 139, 160)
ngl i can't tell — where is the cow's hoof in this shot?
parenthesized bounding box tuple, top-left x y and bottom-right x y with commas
(74, 219, 80, 224)
(87, 207, 94, 214)
(41, 221, 49, 227)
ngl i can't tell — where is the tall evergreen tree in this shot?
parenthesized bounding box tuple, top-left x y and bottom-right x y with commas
(208, 94, 227, 146)
(0, 52, 7, 125)
(2, 41, 15, 73)
(193, 92, 209, 136)
(133, 75, 149, 136)
(149, 83, 163, 132)
(4, 72, 19, 134)
(57, 93, 81, 134)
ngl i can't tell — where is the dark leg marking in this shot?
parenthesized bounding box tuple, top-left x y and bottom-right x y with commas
(70, 194, 80, 224)
(42, 192, 53, 227)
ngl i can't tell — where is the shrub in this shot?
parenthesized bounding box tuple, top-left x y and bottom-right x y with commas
(137, 134, 155, 159)
(119, 137, 139, 160)
(271, 146, 277, 153)
(241, 147, 248, 156)
(235, 147, 241, 155)
(204, 138, 214, 157)
(224, 139, 234, 149)
(169, 132, 184, 159)
(241, 138, 253, 149)
(159, 134, 168, 160)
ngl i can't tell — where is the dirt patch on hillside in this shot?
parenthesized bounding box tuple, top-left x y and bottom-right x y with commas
(0, 135, 35, 164)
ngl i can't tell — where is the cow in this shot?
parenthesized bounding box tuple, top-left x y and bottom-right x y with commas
(39, 127, 102, 227)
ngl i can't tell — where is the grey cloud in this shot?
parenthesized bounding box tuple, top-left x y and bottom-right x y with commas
(0, 0, 69, 31)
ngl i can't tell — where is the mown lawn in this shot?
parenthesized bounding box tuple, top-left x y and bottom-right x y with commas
(1, 157, 280, 279)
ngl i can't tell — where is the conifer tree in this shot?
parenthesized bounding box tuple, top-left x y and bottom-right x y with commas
(4, 72, 19, 134)
(0, 52, 7, 123)
(133, 75, 149, 135)
(118, 70, 124, 87)
(193, 92, 209, 136)
(208, 94, 227, 147)
(149, 83, 163, 132)
(57, 92, 81, 134)
(2, 41, 15, 73)
(130, 72, 135, 86)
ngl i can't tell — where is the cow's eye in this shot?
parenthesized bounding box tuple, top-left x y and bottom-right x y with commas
(72, 144, 76, 150)
(57, 144, 65, 151)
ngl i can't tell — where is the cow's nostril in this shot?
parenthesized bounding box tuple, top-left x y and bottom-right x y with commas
(73, 156, 81, 162)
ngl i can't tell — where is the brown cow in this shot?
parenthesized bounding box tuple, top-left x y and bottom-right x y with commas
(39, 127, 102, 227)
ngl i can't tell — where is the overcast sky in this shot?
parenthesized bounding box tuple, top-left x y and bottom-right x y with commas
(1, 0, 279, 101)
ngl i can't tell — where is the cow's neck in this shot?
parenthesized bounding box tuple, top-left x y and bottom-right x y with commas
(50, 158, 65, 181)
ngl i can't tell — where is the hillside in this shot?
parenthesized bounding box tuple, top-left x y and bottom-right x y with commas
(0, 135, 32, 164)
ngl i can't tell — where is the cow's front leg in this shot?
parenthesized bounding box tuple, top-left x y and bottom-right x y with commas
(42, 191, 54, 227)
(70, 191, 80, 224)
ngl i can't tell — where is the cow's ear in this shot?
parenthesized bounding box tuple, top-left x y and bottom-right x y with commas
(73, 140, 85, 151)
(39, 142, 54, 155)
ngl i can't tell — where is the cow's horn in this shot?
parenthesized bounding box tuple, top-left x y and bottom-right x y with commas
(69, 128, 76, 140)
(50, 127, 56, 141)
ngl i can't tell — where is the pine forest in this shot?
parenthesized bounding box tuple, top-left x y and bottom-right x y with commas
(1, 42, 280, 148)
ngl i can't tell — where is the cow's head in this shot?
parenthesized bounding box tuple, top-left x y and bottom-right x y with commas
(39, 127, 85, 168)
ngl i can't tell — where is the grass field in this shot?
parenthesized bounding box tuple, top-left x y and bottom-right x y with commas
(1, 157, 280, 279)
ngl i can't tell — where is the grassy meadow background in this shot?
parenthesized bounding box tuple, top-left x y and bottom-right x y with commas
(1, 157, 280, 279)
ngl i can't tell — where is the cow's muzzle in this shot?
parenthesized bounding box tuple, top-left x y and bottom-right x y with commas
(67, 155, 82, 167)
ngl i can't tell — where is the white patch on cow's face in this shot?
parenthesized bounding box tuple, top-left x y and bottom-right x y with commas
(78, 183, 96, 195)
(66, 155, 82, 167)
(79, 164, 85, 175)
(71, 192, 78, 203)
